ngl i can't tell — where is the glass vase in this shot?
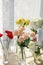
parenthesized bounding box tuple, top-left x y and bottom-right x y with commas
(33, 52, 41, 64)
(19, 47, 26, 65)
(3, 45, 8, 64)
(3, 39, 9, 64)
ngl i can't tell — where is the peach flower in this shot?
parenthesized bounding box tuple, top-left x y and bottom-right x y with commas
(22, 33, 28, 40)
(19, 26, 25, 32)
(30, 32, 35, 37)
(18, 31, 24, 36)
(13, 30, 18, 36)
(18, 33, 28, 43)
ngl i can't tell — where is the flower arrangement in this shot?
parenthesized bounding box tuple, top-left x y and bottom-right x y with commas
(14, 18, 30, 62)
(0, 18, 43, 64)
(14, 18, 30, 47)
(14, 18, 43, 64)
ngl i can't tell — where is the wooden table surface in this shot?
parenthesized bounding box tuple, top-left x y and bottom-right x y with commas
(4, 52, 43, 65)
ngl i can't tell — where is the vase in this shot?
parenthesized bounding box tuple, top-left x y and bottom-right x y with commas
(3, 39, 10, 64)
(33, 52, 41, 64)
(3, 45, 8, 64)
(19, 47, 26, 65)
(0, 39, 9, 64)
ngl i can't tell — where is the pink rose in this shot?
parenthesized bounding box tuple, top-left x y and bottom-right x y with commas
(18, 36, 24, 42)
(22, 33, 28, 40)
(18, 33, 28, 43)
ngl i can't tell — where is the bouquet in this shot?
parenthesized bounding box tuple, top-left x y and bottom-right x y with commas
(13, 18, 30, 61)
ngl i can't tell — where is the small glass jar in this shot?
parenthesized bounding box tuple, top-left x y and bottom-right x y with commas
(33, 45, 41, 64)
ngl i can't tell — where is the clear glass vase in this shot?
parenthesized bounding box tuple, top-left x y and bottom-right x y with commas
(19, 47, 26, 65)
(3, 47, 8, 64)
(3, 39, 9, 64)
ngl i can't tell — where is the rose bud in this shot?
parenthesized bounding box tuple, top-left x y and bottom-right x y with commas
(18, 36, 24, 43)
(33, 37, 37, 42)
(30, 32, 35, 37)
(13, 30, 18, 36)
(19, 26, 25, 32)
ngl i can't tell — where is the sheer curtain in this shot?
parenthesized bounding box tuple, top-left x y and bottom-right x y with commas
(2, 0, 14, 53)
(14, 0, 42, 53)
(0, 0, 3, 65)
(14, 0, 41, 21)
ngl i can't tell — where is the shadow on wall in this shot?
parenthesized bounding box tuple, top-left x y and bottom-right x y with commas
(40, 0, 43, 18)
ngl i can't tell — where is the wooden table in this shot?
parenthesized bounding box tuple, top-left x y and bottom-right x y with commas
(4, 52, 43, 65)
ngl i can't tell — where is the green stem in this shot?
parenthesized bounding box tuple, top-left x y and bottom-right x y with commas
(0, 38, 4, 49)
(21, 47, 24, 60)
(7, 38, 10, 49)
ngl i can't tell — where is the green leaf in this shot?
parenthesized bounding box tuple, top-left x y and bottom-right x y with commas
(17, 37, 30, 48)
(31, 28, 37, 34)
(35, 47, 40, 55)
